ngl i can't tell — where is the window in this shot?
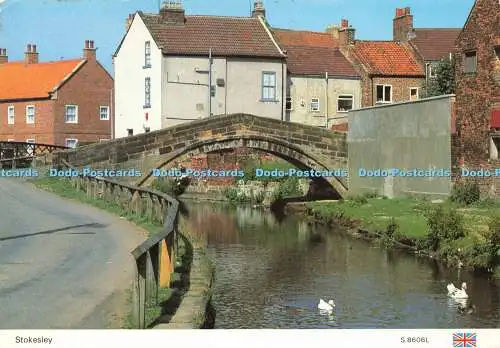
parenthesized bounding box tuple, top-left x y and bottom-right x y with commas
(144, 41, 151, 68)
(376, 85, 392, 103)
(285, 97, 292, 111)
(261, 72, 276, 101)
(429, 65, 438, 78)
(410, 87, 419, 101)
(495, 46, 500, 61)
(7, 105, 14, 124)
(99, 106, 110, 120)
(491, 136, 500, 160)
(127, 128, 134, 136)
(65, 138, 78, 148)
(26, 105, 35, 124)
(311, 98, 320, 112)
(99, 139, 110, 142)
(144, 77, 151, 108)
(65, 105, 78, 123)
(337, 95, 353, 112)
(463, 50, 477, 73)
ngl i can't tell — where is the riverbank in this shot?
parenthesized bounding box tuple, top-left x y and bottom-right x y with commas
(30, 177, 214, 328)
(300, 192, 500, 278)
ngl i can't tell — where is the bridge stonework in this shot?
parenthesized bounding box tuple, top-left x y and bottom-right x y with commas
(52, 114, 349, 197)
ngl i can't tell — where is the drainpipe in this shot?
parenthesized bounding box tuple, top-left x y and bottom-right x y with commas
(325, 71, 329, 128)
(281, 62, 285, 121)
(425, 62, 430, 93)
(208, 48, 212, 117)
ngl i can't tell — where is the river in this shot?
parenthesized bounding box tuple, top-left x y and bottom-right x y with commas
(182, 201, 500, 329)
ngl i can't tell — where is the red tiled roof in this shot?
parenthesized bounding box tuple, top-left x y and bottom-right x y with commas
(0, 59, 85, 100)
(273, 29, 339, 48)
(139, 13, 284, 58)
(412, 28, 461, 61)
(352, 41, 425, 76)
(273, 29, 358, 77)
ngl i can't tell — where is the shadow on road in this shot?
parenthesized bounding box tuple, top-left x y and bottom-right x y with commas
(0, 223, 106, 242)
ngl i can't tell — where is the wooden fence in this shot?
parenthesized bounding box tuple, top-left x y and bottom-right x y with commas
(61, 161, 179, 329)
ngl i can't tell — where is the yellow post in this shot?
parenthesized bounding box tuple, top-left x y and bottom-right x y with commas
(159, 239, 171, 288)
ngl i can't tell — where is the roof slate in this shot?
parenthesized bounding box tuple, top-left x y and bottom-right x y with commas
(273, 29, 359, 77)
(411, 28, 461, 61)
(139, 13, 284, 58)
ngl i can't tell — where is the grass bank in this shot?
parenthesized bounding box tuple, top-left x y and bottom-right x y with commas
(306, 184, 500, 276)
(30, 176, 193, 328)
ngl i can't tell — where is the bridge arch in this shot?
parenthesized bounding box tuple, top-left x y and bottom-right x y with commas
(136, 134, 348, 198)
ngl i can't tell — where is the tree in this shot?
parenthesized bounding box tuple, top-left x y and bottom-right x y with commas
(421, 57, 456, 98)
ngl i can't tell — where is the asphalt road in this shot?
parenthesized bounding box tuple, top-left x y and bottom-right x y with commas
(0, 179, 146, 329)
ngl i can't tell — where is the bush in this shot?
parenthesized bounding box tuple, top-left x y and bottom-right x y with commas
(425, 206, 465, 251)
(272, 176, 302, 201)
(152, 177, 178, 195)
(241, 159, 297, 183)
(450, 181, 480, 205)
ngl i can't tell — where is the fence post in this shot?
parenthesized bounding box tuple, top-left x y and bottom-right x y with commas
(136, 254, 147, 329)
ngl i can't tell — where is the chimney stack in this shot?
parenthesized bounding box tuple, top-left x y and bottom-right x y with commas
(338, 19, 355, 46)
(125, 13, 134, 31)
(252, 1, 265, 18)
(83, 40, 97, 60)
(393, 7, 414, 42)
(159, 0, 185, 25)
(0, 48, 8, 64)
(24, 44, 39, 64)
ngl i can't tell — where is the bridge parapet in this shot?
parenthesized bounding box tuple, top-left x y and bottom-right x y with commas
(53, 114, 349, 196)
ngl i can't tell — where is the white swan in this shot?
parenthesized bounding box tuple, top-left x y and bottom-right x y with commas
(318, 299, 335, 310)
(447, 282, 469, 299)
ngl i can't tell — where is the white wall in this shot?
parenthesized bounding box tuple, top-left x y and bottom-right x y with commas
(162, 56, 286, 127)
(226, 58, 285, 120)
(113, 14, 163, 138)
(287, 76, 361, 128)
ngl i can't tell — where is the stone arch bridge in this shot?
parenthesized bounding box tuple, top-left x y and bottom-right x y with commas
(51, 114, 349, 197)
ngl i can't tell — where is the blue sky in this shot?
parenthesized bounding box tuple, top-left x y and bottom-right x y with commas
(0, 0, 474, 74)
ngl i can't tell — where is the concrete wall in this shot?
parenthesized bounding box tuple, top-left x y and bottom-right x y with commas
(286, 75, 361, 128)
(114, 14, 163, 138)
(163, 56, 286, 127)
(348, 95, 454, 198)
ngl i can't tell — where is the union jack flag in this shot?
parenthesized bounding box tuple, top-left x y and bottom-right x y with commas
(453, 332, 477, 347)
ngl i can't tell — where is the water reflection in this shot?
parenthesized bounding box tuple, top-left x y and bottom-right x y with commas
(182, 202, 500, 329)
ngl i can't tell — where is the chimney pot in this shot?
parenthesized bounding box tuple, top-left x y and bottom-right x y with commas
(27, 44, 32, 52)
(405, 7, 411, 15)
(160, 1, 186, 24)
(341, 19, 348, 28)
(395, 8, 404, 17)
(85, 40, 89, 48)
(32, 44, 37, 53)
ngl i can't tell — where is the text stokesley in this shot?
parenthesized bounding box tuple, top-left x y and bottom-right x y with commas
(15, 336, 53, 344)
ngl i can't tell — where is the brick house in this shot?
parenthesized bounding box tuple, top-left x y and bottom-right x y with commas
(392, 7, 461, 80)
(272, 28, 361, 128)
(335, 19, 425, 107)
(0, 41, 113, 147)
(453, 0, 500, 192)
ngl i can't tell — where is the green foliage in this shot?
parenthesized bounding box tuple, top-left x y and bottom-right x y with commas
(272, 176, 302, 201)
(421, 58, 456, 98)
(223, 186, 265, 204)
(424, 206, 465, 252)
(151, 177, 178, 195)
(450, 181, 481, 205)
